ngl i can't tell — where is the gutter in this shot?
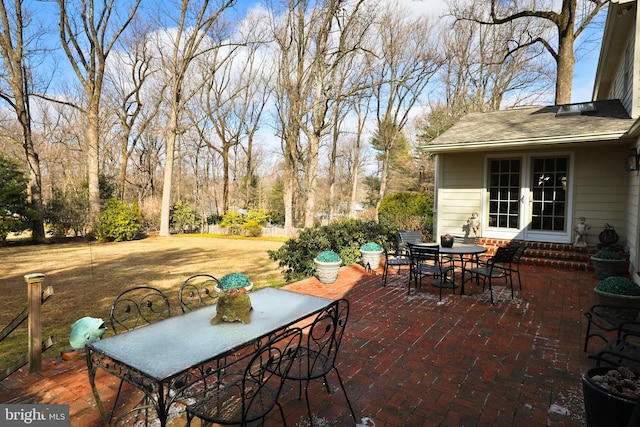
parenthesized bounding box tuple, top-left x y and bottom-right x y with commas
(426, 131, 631, 153)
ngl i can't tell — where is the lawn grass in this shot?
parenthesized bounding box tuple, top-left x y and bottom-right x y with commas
(0, 235, 286, 370)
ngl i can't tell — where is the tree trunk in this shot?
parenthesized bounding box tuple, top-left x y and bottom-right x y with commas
(555, 3, 576, 105)
(159, 107, 178, 237)
(86, 106, 101, 236)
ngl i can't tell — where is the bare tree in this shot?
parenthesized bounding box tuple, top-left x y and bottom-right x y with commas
(451, 0, 609, 105)
(270, 0, 366, 233)
(189, 18, 269, 214)
(154, 0, 235, 237)
(0, 0, 46, 241)
(53, 0, 142, 234)
(368, 6, 441, 212)
(103, 19, 162, 200)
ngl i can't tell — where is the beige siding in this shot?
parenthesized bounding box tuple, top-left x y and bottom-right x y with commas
(436, 145, 631, 244)
(609, 26, 635, 115)
(436, 153, 484, 236)
(572, 145, 628, 246)
(626, 137, 640, 281)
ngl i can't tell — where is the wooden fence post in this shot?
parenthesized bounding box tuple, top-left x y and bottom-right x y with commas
(24, 273, 45, 374)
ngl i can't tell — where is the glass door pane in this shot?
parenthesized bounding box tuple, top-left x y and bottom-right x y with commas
(530, 157, 567, 231)
(488, 159, 520, 229)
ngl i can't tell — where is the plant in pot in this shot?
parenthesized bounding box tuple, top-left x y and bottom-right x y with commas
(591, 249, 625, 279)
(211, 273, 253, 324)
(360, 242, 383, 270)
(594, 276, 640, 321)
(440, 234, 454, 248)
(314, 250, 342, 284)
(582, 366, 640, 427)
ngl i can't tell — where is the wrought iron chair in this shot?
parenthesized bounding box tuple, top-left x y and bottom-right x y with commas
(466, 245, 517, 303)
(584, 304, 640, 352)
(108, 286, 171, 424)
(381, 231, 422, 286)
(407, 243, 456, 299)
(506, 241, 528, 290)
(382, 247, 411, 286)
(186, 327, 302, 427)
(589, 329, 640, 372)
(110, 285, 171, 334)
(272, 298, 356, 426)
(179, 274, 220, 313)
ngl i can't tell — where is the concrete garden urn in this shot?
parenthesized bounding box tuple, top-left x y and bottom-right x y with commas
(593, 276, 640, 321)
(590, 249, 625, 279)
(360, 242, 383, 270)
(314, 251, 342, 284)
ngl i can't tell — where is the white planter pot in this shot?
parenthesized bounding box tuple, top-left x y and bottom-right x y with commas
(360, 250, 383, 270)
(314, 259, 342, 284)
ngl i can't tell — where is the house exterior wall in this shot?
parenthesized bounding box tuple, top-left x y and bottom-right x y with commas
(435, 153, 484, 237)
(608, 20, 636, 116)
(434, 145, 629, 246)
(573, 145, 628, 246)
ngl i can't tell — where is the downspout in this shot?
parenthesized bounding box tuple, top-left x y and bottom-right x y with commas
(433, 154, 441, 240)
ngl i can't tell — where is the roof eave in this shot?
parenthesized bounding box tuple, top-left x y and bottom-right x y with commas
(425, 131, 631, 154)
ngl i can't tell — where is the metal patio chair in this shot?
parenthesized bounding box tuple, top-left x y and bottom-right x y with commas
(271, 298, 356, 426)
(179, 274, 220, 313)
(186, 327, 302, 427)
(407, 243, 456, 299)
(466, 245, 517, 303)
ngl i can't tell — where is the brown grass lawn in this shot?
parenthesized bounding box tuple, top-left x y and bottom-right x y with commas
(0, 235, 286, 369)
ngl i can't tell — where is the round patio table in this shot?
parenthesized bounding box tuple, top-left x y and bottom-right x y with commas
(438, 244, 487, 295)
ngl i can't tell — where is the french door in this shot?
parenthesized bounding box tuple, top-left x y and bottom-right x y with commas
(486, 154, 573, 242)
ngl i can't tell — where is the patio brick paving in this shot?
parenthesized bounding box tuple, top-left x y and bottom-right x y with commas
(0, 262, 599, 426)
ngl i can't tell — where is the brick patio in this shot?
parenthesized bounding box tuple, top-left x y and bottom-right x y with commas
(0, 262, 599, 426)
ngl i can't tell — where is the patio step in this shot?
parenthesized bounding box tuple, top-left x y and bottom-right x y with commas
(478, 238, 595, 270)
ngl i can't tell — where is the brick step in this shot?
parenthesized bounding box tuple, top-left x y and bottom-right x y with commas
(476, 238, 608, 271)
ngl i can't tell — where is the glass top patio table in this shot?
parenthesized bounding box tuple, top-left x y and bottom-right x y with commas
(86, 287, 334, 426)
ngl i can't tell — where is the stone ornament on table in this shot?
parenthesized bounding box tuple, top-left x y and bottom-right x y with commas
(211, 273, 253, 324)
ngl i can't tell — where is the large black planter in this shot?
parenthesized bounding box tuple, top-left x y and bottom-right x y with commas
(582, 367, 639, 427)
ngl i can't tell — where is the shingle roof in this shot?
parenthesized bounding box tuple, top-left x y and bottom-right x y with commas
(427, 99, 633, 153)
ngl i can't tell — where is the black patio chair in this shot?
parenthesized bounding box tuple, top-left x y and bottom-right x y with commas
(382, 247, 411, 286)
(407, 243, 456, 299)
(271, 298, 356, 427)
(583, 304, 640, 352)
(506, 241, 528, 290)
(179, 274, 220, 313)
(186, 327, 302, 427)
(589, 329, 640, 372)
(381, 231, 421, 287)
(109, 286, 172, 424)
(466, 245, 517, 303)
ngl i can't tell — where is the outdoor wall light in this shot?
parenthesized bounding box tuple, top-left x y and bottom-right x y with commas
(625, 147, 639, 172)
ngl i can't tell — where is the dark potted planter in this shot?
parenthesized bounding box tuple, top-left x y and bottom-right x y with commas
(582, 366, 640, 427)
(314, 250, 342, 284)
(599, 223, 619, 246)
(440, 234, 454, 248)
(593, 276, 640, 321)
(591, 249, 625, 279)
